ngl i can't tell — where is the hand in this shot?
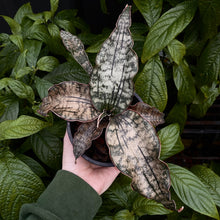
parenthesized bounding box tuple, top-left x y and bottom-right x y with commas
(62, 131, 120, 195)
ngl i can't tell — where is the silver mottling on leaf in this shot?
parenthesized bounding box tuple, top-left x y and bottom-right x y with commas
(130, 102, 165, 126)
(106, 110, 176, 210)
(90, 5, 138, 114)
(73, 119, 108, 160)
(60, 30, 93, 75)
(38, 81, 99, 121)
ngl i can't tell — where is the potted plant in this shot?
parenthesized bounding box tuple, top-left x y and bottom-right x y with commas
(39, 5, 181, 211)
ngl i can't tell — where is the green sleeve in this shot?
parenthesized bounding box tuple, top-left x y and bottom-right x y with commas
(19, 170, 102, 220)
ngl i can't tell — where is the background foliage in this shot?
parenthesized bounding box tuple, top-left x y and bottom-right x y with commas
(0, 0, 219, 219)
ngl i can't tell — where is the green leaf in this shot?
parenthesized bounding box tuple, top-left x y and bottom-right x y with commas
(44, 61, 90, 84)
(133, 0, 163, 27)
(9, 34, 24, 51)
(16, 154, 48, 178)
(199, 0, 220, 40)
(0, 149, 45, 220)
(8, 79, 35, 103)
(190, 83, 220, 118)
(50, 0, 59, 17)
(158, 124, 181, 160)
(106, 110, 176, 210)
(35, 77, 53, 99)
(0, 95, 19, 122)
(11, 50, 27, 77)
(196, 32, 220, 87)
(0, 103, 5, 118)
(48, 23, 60, 38)
(14, 2, 33, 24)
(1, 16, 21, 34)
(167, 39, 186, 65)
(190, 165, 220, 207)
(90, 6, 138, 115)
(133, 196, 172, 216)
(37, 56, 59, 72)
(38, 81, 100, 122)
(114, 210, 135, 220)
(24, 39, 42, 67)
(173, 60, 196, 105)
(30, 129, 62, 169)
(0, 115, 49, 141)
(168, 163, 219, 219)
(165, 103, 187, 133)
(135, 55, 167, 112)
(60, 30, 93, 74)
(15, 66, 32, 79)
(141, 0, 197, 62)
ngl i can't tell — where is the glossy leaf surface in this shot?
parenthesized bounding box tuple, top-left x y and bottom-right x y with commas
(169, 163, 219, 219)
(106, 110, 176, 210)
(129, 102, 164, 127)
(90, 6, 138, 115)
(141, 0, 197, 62)
(38, 81, 100, 121)
(60, 30, 93, 75)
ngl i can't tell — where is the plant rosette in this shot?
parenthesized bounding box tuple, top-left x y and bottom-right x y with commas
(39, 5, 179, 211)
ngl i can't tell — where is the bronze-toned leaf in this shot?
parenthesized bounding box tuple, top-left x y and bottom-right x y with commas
(130, 102, 165, 126)
(72, 118, 108, 160)
(106, 110, 176, 210)
(90, 5, 138, 115)
(60, 30, 93, 75)
(38, 81, 99, 121)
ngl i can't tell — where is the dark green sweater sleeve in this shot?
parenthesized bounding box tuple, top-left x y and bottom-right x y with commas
(19, 170, 102, 220)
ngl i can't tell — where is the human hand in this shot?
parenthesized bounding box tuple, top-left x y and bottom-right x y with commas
(62, 131, 120, 195)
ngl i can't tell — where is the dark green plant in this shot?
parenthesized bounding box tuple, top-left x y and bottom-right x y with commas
(0, 0, 219, 219)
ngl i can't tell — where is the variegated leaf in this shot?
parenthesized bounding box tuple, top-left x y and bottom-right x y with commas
(129, 102, 165, 127)
(60, 30, 93, 75)
(38, 81, 99, 121)
(90, 5, 138, 115)
(106, 110, 176, 210)
(73, 118, 108, 160)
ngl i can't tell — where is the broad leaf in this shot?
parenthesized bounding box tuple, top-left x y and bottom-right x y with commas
(35, 76, 53, 99)
(37, 56, 59, 72)
(90, 6, 138, 115)
(129, 102, 164, 127)
(168, 163, 219, 219)
(114, 210, 135, 220)
(141, 0, 197, 62)
(50, 0, 59, 17)
(72, 119, 108, 160)
(14, 2, 33, 24)
(167, 39, 186, 65)
(173, 60, 196, 105)
(133, 196, 172, 216)
(106, 110, 176, 210)
(135, 55, 167, 112)
(60, 30, 93, 75)
(30, 129, 62, 169)
(191, 165, 220, 207)
(11, 50, 27, 77)
(133, 0, 163, 28)
(1, 16, 21, 34)
(0, 148, 45, 220)
(196, 32, 220, 87)
(158, 124, 183, 160)
(15, 66, 32, 79)
(0, 115, 49, 141)
(9, 34, 23, 51)
(38, 81, 100, 122)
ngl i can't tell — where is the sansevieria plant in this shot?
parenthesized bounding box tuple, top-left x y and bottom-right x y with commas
(39, 5, 181, 211)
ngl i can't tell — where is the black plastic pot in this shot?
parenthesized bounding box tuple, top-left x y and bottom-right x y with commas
(67, 93, 142, 167)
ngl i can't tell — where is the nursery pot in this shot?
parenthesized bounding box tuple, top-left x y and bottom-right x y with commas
(67, 93, 142, 167)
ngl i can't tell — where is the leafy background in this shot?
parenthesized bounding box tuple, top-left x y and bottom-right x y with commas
(0, 0, 219, 219)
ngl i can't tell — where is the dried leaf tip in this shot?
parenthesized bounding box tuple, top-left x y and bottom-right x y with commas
(177, 206, 184, 213)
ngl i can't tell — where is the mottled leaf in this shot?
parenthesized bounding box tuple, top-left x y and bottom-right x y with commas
(129, 102, 164, 126)
(141, 0, 197, 62)
(135, 55, 167, 112)
(0, 115, 49, 141)
(133, 0, 163, 27)
(90, 6, 138, 115)
(72, 119, 108, 160)
(60, 30, 93, 74)
(0, 149, 45, 220)
(191, 165, 220, 207)
(169, 163, 219, 219)
(38, 81, 100, 122)
(106, 110, 176, 210)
